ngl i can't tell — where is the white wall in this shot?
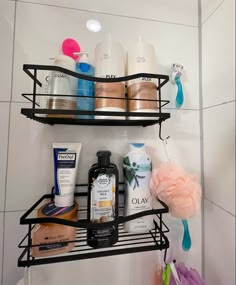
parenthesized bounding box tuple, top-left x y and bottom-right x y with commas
(0, 1, 201, 284)
(201, 0, 235, 284)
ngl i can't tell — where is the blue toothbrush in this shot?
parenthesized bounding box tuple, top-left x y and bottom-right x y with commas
(181, 219, 191, 251)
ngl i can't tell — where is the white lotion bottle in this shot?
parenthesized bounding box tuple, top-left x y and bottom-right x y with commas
(123, 143, 153, 233)
(94, 34, 125, 119)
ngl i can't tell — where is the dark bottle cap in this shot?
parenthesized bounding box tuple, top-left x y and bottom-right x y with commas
(97, 151, 111, 167)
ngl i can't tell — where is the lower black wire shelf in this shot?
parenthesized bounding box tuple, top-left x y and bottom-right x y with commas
(18, 185, 170, 267)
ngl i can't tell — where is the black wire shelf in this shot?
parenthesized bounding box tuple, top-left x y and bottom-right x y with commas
(21, 64, 171, 127)
(18, 184, 169, 267)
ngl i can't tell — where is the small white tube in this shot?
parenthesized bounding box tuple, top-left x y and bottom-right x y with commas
(53, 143, 82, 207)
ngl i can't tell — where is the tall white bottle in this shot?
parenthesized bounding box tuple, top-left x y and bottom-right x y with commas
(94, 34, 125, 119)
(123, 143, 153, 233)
(127, 37, 158, 120)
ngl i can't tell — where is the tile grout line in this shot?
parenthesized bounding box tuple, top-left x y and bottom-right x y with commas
(202, 0, 225, 25)
(198, 0, 205, 279)
(203, 100, 236, 110)
(17, 0, 198, 28)
(1, 2, 17, 285)
(205, 197, 236, 217)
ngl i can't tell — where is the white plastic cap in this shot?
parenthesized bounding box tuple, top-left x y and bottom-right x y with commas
(78, 52, 89, 64)
(54, 54, 76, 71)
(55, 194, 74, 208)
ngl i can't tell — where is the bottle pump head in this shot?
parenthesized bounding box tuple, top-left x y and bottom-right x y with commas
(97, 151, 111, 167)
(74, 52, 90, 72)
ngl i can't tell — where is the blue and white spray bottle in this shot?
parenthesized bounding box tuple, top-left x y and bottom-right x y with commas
(171, 64, 184, 109)
(75, 52, 94, 119)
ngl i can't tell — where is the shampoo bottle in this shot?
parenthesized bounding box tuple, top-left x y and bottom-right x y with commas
(47, 55, 77, 118)
(87, 151, 119, 248)
(94, 34, 125, 119)
(76, 52, 95, 119)
(123, 143, 153, 233)
(127, 37, 158, 119)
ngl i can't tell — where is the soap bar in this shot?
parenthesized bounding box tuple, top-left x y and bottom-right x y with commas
(32, 202, 78, 257)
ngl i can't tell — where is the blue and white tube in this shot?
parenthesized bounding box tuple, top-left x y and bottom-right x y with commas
(53, 143, 82, 207)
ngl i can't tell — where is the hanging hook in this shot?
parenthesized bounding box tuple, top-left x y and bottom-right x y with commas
(159, 122, 170, 141)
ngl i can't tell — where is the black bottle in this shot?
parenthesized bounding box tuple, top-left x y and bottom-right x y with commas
(87, 151, 119, 248)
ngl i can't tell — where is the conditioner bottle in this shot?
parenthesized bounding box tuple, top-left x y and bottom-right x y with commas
(87, 151, 119, 248)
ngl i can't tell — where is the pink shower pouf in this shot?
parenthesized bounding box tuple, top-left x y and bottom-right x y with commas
(150, 163, 201, 219)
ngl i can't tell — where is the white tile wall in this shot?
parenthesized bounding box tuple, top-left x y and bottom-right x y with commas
(14, 0, 199, 26)
(201, 0, 224, 23)
(204, 199, 235, 285)
(29, 255, 131, 285)
(202, 0, 235, 283)
(6, 105, 201, 211)
(202, 0, 235, 108)
(2, 211, 26, 285)
(2, 0, 202, 284)
(0, 213, 3, 284)
(203, 102, 235, 215)
(0, 103, 10, 211)
(12, 1, 199, 109)
(164, 213, 202, 273)
(0, 0, 15, 102)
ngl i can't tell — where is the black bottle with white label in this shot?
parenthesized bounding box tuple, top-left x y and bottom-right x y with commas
(87, 151, 119, 248)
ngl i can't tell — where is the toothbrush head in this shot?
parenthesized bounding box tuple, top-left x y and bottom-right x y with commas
(171, 63, 184, 83)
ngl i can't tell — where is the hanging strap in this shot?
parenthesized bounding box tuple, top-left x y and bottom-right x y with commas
(170, 262, 181, 285)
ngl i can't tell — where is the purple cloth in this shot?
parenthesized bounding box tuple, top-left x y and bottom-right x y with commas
(170, 263, 206, 285)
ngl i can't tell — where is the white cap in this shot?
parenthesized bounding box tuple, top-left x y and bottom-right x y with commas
(55, 194, 74, 207)
(75, 52, 89, 64)
(54, 54, 76, 71)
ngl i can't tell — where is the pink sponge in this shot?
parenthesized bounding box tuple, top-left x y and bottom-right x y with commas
(150, 163, 201, 219)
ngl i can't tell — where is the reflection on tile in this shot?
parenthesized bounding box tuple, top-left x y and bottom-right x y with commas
(15, 0, 198, 26)
(13, 2, 199, 109)
(0, 0, 15, 101)
(202, 0, 235, 107)
(204, 199, 235, 285)
(203, 102, 235, 215)
(0, 103, 10, 211)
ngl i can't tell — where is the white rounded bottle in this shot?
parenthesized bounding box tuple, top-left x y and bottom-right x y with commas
(127, 37, 158, 120)
(95, 34, 125, 119)
(123, 143, 153, 233)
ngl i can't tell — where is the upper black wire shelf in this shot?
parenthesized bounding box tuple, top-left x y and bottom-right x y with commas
(21, 64, 171, 128)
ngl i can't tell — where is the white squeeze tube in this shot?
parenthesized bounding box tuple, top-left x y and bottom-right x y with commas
(53, 143, 82, 207)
